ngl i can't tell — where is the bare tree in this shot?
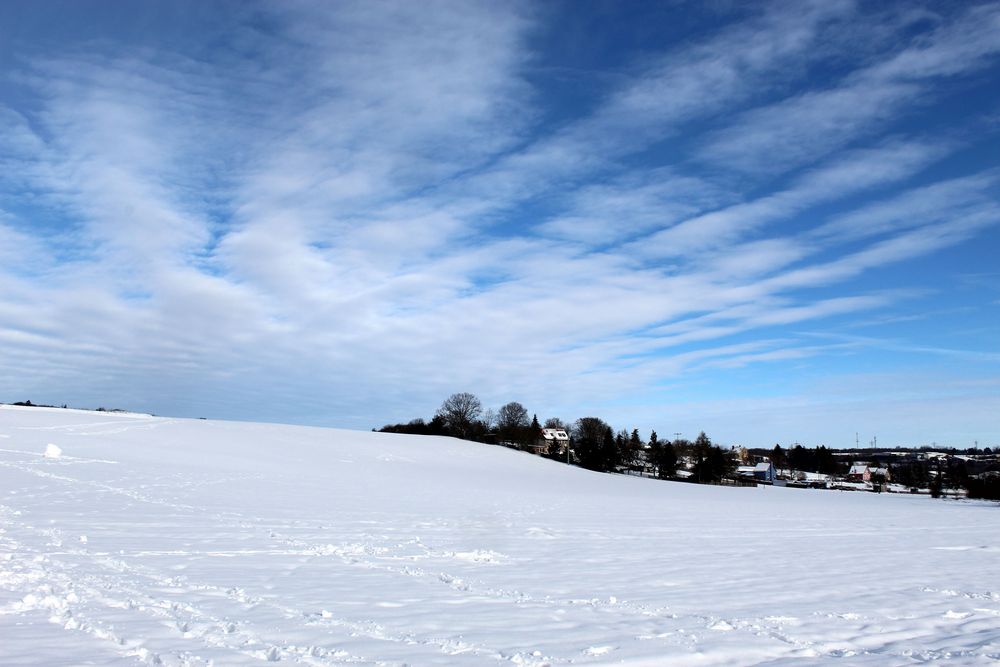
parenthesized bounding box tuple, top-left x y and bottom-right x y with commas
(543, 417, 567, 430)
(480, 408, 497, 433)
(496, 401, 529, 444)
(436, 392, 483, 439)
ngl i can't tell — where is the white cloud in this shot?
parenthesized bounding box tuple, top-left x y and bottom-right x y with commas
(697, 2, 1000, 174)
(537, 170, 732, 244)
(626, 139, 950, 260)
(445, 0, 857, 211)
(812, 171, 1000, 242)
(0, 0, 997, 442)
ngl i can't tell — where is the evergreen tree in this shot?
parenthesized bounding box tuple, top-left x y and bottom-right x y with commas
(965, 475, 1000, 500)
(630, 428, 644, 473)
(615, 429, 626, 451)
(647, 431, 661, 476)
(930, 473, 943, 498)
(691, 432, 711, 482)
(603, 425, 621, 471)
(653, 439, 678, 479)
(614, 429, 628, 469)
(527, 413, 542, 451)
(771, 444, 786, 476)
(689, 432, 733, 483)
(787, 444, 812, 472)
(815, 445, 837, 475)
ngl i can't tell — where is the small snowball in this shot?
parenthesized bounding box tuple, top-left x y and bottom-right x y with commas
(43, 444, 62, 459)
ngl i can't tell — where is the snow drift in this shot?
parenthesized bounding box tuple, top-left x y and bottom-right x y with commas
(1, 404, 998, 666)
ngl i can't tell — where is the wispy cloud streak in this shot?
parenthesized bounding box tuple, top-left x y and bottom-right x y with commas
(0, 0, 998, 445)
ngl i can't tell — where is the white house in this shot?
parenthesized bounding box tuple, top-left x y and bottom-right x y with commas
(536, 428, 569, 455)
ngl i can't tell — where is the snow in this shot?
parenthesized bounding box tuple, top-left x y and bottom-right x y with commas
(43, 443, 62, 459)
(2, 404, 1000, 666)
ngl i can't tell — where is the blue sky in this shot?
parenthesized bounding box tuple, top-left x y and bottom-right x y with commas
(1, 0, 999, 447)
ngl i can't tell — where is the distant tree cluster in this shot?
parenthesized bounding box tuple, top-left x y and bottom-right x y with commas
(377, 416, 450, 437)
(966, 474, 1000, 501)
(892, 461, 930, 488)
(572, 417, 616, 471)
(497, 401, 536, 448)
(377, 392, 1000, 500)
(675, 432, 733, 483)
(790, 444, 839, 475)
(646, 431, 678, 479)
(378, 393, 543, 448)
(11, 399, 62, 408)
(378, 393, 741, 486)
(8, 400, 80, 410)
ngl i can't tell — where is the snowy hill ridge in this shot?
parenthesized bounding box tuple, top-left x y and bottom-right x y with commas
(1, 405, 999, 666)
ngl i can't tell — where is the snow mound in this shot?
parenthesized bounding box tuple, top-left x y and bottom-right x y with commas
(43, 443, 62, 459)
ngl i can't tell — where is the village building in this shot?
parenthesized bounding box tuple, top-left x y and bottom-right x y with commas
(870, 467, 891, 482)
(753, 461, 775, 482)
(847, 464, 871, 482)
(535, 428, 569, 456)
(736, 461, 776, 483)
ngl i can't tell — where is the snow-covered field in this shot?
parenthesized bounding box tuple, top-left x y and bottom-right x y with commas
(1, 405, 998, 666)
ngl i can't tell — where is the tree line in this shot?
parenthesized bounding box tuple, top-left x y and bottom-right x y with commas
(378, 392, 1000, 499)
(378, 392, 735, 482)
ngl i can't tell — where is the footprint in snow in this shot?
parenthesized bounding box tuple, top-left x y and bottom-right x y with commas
(452, 549, 507, 564)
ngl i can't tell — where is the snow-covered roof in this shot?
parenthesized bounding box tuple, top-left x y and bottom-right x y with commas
(831, 481, 869, 490)
(754, 462, 772, 471)
(540, 428, 569, 441)
(849, 464, 869, 474)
